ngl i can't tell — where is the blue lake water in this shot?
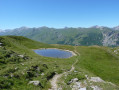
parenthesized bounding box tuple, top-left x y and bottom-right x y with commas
(34, 49, 73, 58)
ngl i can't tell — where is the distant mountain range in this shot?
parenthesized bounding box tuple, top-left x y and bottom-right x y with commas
(0, 25, 119, 46)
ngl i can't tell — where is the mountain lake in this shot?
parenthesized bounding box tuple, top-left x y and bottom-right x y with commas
(34, 49, 74, 58)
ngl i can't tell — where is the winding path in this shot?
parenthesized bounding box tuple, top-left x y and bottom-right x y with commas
(49, 47, 79, 90)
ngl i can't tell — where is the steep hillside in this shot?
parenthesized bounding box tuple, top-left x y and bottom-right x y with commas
(1, 26, 119, 46)
(0, 36, 119, 90)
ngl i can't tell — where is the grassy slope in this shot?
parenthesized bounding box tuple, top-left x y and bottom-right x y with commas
(0, 36, 76, 90)
(0, 36, 119, 89)
(75, 46, 119, 85)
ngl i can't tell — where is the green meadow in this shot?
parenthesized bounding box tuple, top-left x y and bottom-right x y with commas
(0, 36, 119, 89)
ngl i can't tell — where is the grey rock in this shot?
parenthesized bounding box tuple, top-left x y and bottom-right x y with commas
(91, 85, 102, 90)
(29, 81, 40, 86)
(41, 73, 44, 76)
(90, 77, 104, 82)
(18, 55, 24, 58)
(79, 87, 86, 90)
(72, 78, 78, 83)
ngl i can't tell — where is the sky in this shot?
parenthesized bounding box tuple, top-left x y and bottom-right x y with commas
(0, 0, 119, 29)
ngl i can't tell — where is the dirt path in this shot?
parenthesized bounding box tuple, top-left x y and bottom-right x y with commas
(49, 47, 79, 90)
(70, 46, 80, 72)
(49, 74, 63, 90)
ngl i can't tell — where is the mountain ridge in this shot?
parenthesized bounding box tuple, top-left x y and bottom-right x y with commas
(0, 25, 119, 46)
(1, 25, 119, 31)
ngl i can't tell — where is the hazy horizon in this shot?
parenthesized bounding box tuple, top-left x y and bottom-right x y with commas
(1, 25, 119, 30)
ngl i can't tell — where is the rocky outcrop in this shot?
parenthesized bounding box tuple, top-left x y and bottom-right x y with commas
(102, 30, 119, 46)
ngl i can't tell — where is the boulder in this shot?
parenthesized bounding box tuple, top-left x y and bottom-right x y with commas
(90, 77, 104, 82)
(72, 78, 78, 83)
(18, 55, 24, 58)
(68, 78, 78, 85)
(41, 73, 44, 76)
(29, 81, 40, 86)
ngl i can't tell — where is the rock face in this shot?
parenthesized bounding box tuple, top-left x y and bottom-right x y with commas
(102, 30, 119, 46)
